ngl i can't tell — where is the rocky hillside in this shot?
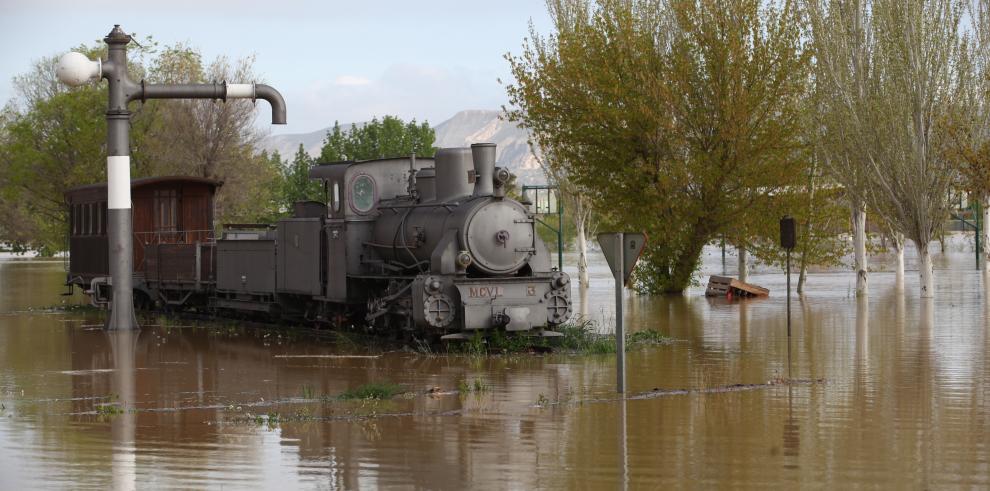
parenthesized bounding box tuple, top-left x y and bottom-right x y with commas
(259, 110, 546, 183)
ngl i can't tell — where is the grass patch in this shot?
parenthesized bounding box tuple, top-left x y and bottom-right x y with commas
(32, 303, 100, 313)
(338, 382, 403, 400)
(457, 378, 491, 393)
(445, 319, 672, 356)
(301, 384, 316, 399)
(95, 404, 125, 416)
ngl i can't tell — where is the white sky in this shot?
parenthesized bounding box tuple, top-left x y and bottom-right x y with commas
(0, 0, 552, 134)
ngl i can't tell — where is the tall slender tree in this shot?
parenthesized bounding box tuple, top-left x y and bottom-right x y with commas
(810, 0, 969, 297)
(807, 0, 879, 296)
(530, 143, 596, 289)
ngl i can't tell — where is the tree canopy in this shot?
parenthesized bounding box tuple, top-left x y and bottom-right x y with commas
(506, 0, 812, 293)
(318, 116, 436, 163)
(277, 116, 437, 209)
(0, 40, 281, 253)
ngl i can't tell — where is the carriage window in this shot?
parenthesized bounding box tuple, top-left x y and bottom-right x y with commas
(154, 190, 178, 232)
(70, 204, 78, 236)
(84, 203, 92, 236)
(99, 202, 106, 235)
(331, 181, 341, 213)
(350, 175, 375, 213)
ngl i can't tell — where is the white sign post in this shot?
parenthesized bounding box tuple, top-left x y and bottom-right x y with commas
(597, 232, 647, 393)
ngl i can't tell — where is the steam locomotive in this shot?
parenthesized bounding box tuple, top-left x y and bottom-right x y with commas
(65, 143, 572, 339)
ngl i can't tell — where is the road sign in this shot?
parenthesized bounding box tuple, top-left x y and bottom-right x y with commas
(596, 232, 648, 394)
(598, 232, 647, 287)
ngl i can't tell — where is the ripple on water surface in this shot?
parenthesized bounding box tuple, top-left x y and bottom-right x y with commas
(1, 246, 989, 488)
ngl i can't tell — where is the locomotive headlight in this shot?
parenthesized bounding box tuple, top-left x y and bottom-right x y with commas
(456, 251, 473, 269)
(493, 167, 511, 187)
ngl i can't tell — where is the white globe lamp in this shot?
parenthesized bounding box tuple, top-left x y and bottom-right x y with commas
(56, 52, 102, 87)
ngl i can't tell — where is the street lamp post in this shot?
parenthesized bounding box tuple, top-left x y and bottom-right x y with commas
(57, 25, 287, 330)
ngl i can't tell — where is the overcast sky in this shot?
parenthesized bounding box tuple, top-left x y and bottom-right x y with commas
(0, 0, 552, 134)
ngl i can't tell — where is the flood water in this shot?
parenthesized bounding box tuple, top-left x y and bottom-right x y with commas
(1, 238, 988, 489)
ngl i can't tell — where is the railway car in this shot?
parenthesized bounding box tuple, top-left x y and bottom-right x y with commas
(65, 176, 220, 309)
(65, 143, 572, 338)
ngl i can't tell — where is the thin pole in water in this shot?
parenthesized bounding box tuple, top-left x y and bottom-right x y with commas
(557, 190, 564, 272)
(616, 232, 625, 394)
(786, 249, 792, 338)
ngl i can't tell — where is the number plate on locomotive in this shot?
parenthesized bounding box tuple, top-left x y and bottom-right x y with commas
(469, 286, 504, 298)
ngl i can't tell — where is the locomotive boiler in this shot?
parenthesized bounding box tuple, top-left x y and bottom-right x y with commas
(65, 143, 572, 339)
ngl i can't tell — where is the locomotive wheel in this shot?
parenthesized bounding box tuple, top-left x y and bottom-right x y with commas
(423, 294, 455, 328)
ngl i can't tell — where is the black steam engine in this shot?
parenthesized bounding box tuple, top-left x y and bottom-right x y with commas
(65, 143, 572, 338)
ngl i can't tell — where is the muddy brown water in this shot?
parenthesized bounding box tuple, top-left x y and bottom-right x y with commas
(1, 241, 988, 489)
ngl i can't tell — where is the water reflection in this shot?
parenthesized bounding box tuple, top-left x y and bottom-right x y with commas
(109, 330, 137, 491)
(1, 246, 990, 488)
(618, 396, 628, 491)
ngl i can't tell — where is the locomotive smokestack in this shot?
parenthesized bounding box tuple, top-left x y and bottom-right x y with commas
(434, 147, 474, 202)
(471, 143, 496, 197)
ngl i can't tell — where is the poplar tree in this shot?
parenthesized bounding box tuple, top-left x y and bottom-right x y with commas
(809, 0, 970, 297)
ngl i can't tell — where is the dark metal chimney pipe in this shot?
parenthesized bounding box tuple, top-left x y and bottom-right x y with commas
(136, 81, 287, 125)
(255, 84, 287, 124)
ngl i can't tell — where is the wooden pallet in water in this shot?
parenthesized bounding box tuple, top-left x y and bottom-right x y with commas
(705, 275, 770, 298)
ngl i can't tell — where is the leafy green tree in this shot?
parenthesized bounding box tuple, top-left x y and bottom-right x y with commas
(0, 40, 280, 252)
(506, 0, 811, 294)
(318, 116, 436, 162)
(279, 145, 324, 210)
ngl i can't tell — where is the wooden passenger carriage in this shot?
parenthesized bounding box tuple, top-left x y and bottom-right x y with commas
(65, 176, 221, 302)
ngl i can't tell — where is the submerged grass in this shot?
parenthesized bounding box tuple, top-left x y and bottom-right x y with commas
(457, 378, 491, 394)
(446, 319, 672, 356)
(337, 382, 403, 400)
(301, 384, 316, 399)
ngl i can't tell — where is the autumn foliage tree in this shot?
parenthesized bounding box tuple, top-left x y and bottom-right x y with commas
(0, 40, 282, 252)
(943, 0, 990, 273)
(506, 0, 811, 294)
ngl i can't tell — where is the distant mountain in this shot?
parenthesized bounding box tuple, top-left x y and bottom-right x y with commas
(433, 110, 544, 183)
(260, 127, 331, 159)
(258, 110, 546, 183)
(260, 120, 370, 160)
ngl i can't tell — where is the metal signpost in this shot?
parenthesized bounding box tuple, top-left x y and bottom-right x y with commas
(56, 25, 286, 330)
(597, 232, 647, 393)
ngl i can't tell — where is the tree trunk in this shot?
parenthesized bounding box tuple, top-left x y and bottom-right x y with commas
(665, 238, 708, 294)
(983, 194, 989, 274)
(918, 240, 934, 298)
(852, 204, 868, 296)
(797, 262, 807, 295)
(797, 209, 812, 295)
(575, 210, 590, 289)
(893, 232, 905, 288)
(737, 246, 748, 283)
